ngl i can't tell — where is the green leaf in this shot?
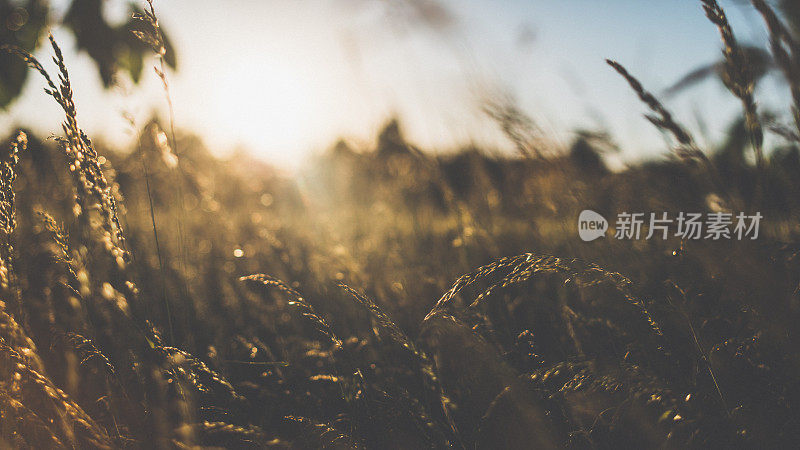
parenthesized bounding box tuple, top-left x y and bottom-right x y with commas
(0, 0, 48, 109)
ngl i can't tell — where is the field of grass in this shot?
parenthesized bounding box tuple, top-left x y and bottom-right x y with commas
(2, 0, 800, 448)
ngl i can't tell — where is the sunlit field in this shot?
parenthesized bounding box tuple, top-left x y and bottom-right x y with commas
(2, 0, 800, 448)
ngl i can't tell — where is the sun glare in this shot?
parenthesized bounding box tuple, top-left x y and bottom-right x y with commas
(211, 58, 315, 164)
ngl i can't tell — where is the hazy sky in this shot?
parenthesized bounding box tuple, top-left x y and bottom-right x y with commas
(1, 0, 787, 168)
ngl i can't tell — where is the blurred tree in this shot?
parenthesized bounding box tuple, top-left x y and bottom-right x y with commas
(569, 130, 615, 175)
(0, 0, 176, 109)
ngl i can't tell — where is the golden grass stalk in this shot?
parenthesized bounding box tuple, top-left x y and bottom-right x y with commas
(606, 60, 701, 159)
(606, 59, 735, 210)
(701, 0, 764, 169)
(426, 253, 665, 347)
(751, 0, 800, 136)
(240, 274, 343, 348)
(3, 36, 129, 266)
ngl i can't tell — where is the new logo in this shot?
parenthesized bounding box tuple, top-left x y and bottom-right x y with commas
(578, 210, 608, 241)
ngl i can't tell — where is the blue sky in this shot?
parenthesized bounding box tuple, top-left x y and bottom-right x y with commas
(1, 0, 786, 168)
